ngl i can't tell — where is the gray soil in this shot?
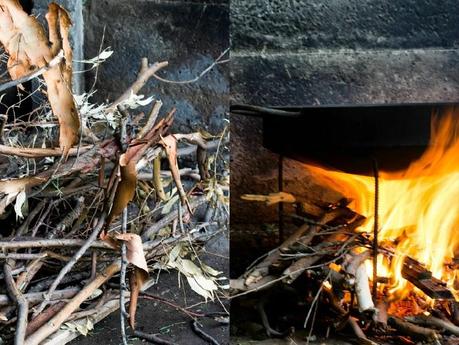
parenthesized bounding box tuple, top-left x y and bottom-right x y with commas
(70, 234, 229, 345)
(230, 337, 353, 345)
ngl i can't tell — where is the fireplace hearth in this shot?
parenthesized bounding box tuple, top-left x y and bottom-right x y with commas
(230, 104, 459, 344)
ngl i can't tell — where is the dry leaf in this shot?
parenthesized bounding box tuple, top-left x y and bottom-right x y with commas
(106, 161, 137, 226)
(0, 1, 80, 158)
(160, 135, 191, 213)
(98, 231, 149, 329)
(128, 267, 147, 329)
(168, 243, 184, 263)
(166, 250, 222, 301)
(115, 233, 149, 329)
(14, 190, 27, 220)
(106, 112, 175, 226)
(186, 276, 214, 301)
(201, 263, 223, 277)
(115, 233, 148, 273)
(0, 177, 44, 215)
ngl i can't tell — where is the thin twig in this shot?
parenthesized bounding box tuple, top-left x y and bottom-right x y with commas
(190, 320, 220, 345)
(120, 207, 129, 345)
(4, 261, 29, 345)
(152, 48, 229, 85)
(0, 143, 92, 158)
(0, 252, 47, 260)
(0, 288, 79, 307)
(107, 60, 169, 113)
(140, 292, 204, 319)
(89, 26, 106, 93)
(132, 330, 174, 345)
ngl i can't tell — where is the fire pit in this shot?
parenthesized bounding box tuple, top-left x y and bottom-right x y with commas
(230, 104, 459, 345)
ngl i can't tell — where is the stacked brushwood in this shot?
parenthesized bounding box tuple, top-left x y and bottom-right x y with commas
(232, 191, 459, 345)
(0, 1, 229, 344)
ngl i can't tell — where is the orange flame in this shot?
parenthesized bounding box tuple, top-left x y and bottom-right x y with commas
(306, 109, 459, 299)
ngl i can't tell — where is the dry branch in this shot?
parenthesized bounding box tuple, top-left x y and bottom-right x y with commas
(0, 144, 92, 158)
(25, 301, 66, 337)
(33, 212, 108, 316)
(106, 59, 169, 113)
(4, 262, 29, 345)
(0, 289, 79, 307)
(0, 239, 112, 250)
(24, 260, 121, 345)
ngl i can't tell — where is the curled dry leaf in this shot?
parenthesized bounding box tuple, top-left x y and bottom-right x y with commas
(0, 1, 80, 158)
(98, 231, 149, 328)
(106, 111, 175, 225)
(106, 160, 137, 226)
(115, 233, 148, 273)
(128, 267, 147, 329)
(115, 233, 148, 329)
(160, 135, 191, 213)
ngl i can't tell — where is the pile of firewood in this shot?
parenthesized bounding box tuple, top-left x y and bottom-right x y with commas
(0, 2, 229, 344)
(231, 191, 459, 345)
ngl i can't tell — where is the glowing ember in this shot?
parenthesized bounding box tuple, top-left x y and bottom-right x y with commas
(305, 109, 459, 300)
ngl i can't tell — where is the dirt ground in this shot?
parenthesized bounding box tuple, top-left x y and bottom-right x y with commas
(70, 233, 229, 345)
(230, 337, 353, 345)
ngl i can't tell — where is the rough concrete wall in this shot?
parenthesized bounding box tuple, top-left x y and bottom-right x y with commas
(232, 0, 459, 51)
(231, 0, 459, 105)
(230, 0, 459, 269)
(84, 0, 229, 134)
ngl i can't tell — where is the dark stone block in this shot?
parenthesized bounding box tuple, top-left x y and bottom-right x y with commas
(231, 49, 459, 106)
(232, 0, 459, 51)
(172, 0, 229, 3)
(84, 0, 229, 133)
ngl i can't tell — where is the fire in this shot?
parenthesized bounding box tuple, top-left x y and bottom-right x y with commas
(305, 109, 459, 300)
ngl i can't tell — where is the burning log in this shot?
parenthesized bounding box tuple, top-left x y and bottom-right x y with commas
(323, 288, 379, 345)
(402, 256, 455, 300)
(406, 314, 459, 336)
(388, 316, 440, 343)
